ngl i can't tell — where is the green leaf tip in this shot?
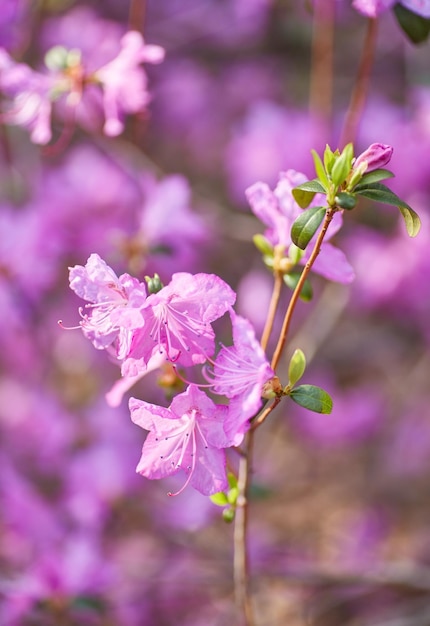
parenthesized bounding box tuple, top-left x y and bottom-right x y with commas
(290, 384, 333, 414)
(355, 182, 421, 237)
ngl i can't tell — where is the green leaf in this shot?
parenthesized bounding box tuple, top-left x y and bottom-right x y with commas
(355, 182, 421, 237)
(323, 144, 336, 175)
(290, 384, 333, 413)
(292, 179, 326, 208)
(311, 149, 329, 189)
(393, 4, 430, 44)
(331, 143, 354, 187)
(210, 492, 229, 507)
(288, 348, 306, 386)
(358, 168, 395, 186)
(291, 205, 326, 250)
(283, 273, 313, 302)
(288, 243, 304, 265)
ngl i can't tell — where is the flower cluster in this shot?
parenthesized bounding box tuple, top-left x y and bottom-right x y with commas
(0, 30, 164, 143)
(68, 253, 277, 495)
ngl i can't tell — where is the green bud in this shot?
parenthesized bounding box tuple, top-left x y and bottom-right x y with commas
(222, 508, 235, 523)
(335, 192, 357, 210)
(145, 273, 163, 294)
(331, 143, 354, 188)
(288, 348, 306, 387)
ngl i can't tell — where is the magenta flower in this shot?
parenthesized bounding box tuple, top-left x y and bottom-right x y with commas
(246, 170, 355, 284)
(130, 384, 229, 496)
(122, 272, 236, 376)
(353, 143, 393, 173)
(353, 0, 430, 18)
(208, 310, 274, 444)
(95, 30, 165, 136)
(68, 253, 147, 358)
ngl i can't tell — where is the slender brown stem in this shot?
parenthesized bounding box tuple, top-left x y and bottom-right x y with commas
(250, 397, 282, 431)
(129, 0, 147, 33)
(339, 18, 378, 147)
(309, 0, 336, 133)
(234, 430, 255, 626)
(260, 269, 284, 352)
(271, 207, 337, 371)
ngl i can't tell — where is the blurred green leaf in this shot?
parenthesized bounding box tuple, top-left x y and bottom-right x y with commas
(210, 492, 229, 506)
(331, 143, 353, 187)
(283, 272, 313, 301)
(358, 168, 395, 186)
(393, 4, 430, 44)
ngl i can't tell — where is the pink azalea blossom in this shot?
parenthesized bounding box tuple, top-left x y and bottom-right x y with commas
(246, 170, 355, 284)
(208, 310, 275, 444)
(353, 0, 430, 18)
(122, 272, 236, 376)
(68, 253, 147, 358)
(130, 385, 229, 496)
(95, 30, 165, 137)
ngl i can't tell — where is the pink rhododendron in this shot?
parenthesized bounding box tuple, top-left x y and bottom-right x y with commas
(68, 253, 147, 358)
(122, 272, 236, 376)
(130, 384, 229, 496)
(208, 310, 275, 443)
(246, 170, 355, 284)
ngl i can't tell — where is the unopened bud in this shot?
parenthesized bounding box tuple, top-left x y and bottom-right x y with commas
(353, 143, 393, 173)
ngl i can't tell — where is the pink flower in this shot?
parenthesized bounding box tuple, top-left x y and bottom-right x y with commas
(246, 170, 355, 284)
(122, 272, 236, 376)
(208, 310, 275, 444)
(0, 49, 54, 143)
(130, 385, 229, 496)
(68, 253, 147, 358)
(353, 143, 393, 173)
(95, 30, 165, 136)
(353, 0, 430, 18)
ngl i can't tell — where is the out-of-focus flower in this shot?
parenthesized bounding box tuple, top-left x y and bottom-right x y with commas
(130, 384, 229, 496)
(120, 174, 211, 278)
(95, 30, 164, 136)
(353, 142, 393, 174)
(246, 170, 355, 284)
(0, 49, 54, 143)
(353, 0, 430, 18)
(0, 29, 164, 143)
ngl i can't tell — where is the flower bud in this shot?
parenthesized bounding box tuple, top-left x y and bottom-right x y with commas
(353, 143, 393, 173)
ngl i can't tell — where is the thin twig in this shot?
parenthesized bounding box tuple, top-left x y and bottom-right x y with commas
(260, 269, 284, 352)
(234, 430, 256, 626)
(309, 0, 336, 134)
(270, 207, 337, 371)
(339, 18, 378, 147)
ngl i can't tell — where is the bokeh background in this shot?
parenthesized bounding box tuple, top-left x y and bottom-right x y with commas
(1, 1, 430, 624)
